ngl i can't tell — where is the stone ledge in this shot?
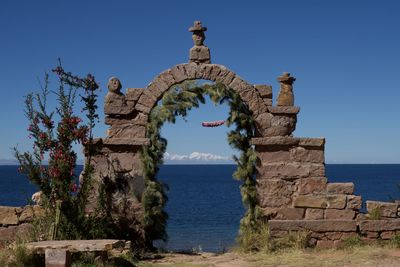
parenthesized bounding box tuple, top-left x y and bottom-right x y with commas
(251, 136, 300, 146)
(359, 219, 400, 232)
(252, 137, 325, 147)
(268, 220, 357, 232)
(103, 138, 149, 146)
(293, 194, 347, 209)
(268, 106, 300, 114)
(366, 201, 399, 218)
(298, 138, 325, 147)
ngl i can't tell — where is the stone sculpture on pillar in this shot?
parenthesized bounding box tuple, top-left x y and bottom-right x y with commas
(189, 21, 211, 64)
(276, 72, 296, 106)
(104, 77, 127, 114)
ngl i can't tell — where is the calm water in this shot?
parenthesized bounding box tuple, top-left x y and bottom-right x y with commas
(1, 164, 400, 252)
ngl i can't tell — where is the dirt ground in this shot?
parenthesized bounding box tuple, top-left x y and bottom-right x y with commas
(138, 247, 400, 267)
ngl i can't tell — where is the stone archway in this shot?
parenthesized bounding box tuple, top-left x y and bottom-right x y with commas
(89, 21, 397, 249)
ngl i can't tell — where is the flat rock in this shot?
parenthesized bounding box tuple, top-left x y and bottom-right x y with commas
(327, 183, 354, 195)
(366, 201, 398, 218)
(251, 136, 299, 146)
(293, 194, 346, 209)
(268, 106, 300, 114)
(359, 219, 400, 232)
(0, 206, 18, 225)
(268, 220, 357, 232)
(27, 239, 126, 253)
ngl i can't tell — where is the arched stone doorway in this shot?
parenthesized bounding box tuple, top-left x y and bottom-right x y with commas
(88, 21, 368, 249)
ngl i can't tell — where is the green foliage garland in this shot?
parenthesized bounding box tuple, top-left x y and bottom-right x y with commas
(140, 81, 260, 247)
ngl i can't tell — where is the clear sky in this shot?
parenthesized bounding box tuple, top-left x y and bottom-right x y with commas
(0, 0, 399, 163)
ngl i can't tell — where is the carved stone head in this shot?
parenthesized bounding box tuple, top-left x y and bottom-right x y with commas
(107, 77, 122, 93)
(189, 21, 207, 46)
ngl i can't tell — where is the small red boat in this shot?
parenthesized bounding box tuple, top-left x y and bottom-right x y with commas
(201, 120, 225, 127)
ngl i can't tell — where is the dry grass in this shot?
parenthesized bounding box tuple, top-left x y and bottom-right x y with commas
(138, 245, 400, 267)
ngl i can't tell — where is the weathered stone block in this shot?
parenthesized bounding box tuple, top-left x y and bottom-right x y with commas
(305, 208, 324, 220)
(110, 153, 140, 173)
(325, 232, 344, 240)
(365, 231, 379, 238)
(228, 76, 247, 94)
(293, 194, 346, 209)
(298, 138, 325, 147)
(316, 240, 335, 249)
(134, 103, 151, 114)
(265, 115, 297, 136)
(254, 112, 273, 136)
(143, 86, 161, 102)
(131, 112, 148, 126)
(326, 194, 347, 209)
(0, 206, 18, 225)
(293, 195, 328, 209)
(137, 94, 155, 110)
(215, 69, 236, 85)
(275, 208, 305, 220)
(254, 84, 272, 99)
(104, 93, 132, 115)
(263, 98, 273, 106)
(19, 206, 34, 222)
(251, 136, 299, 146)
(255, 146, 290, 163)
(108, 124, 146, 139)
(359, 219, 400, 232)
(268, 220, 357, 232)
(325, 209, 355, 220)
(327, 183, 354, 195)
(183, 63, 198, 79)
(380, 231, 395, 239)
(169, 65, 187, 83)
(0, 223, 32, 242)
(126, 88, 143, 101)
(152, 76, 169, 93)
(268, 106, 300, 114)
(208, 64, 222, 81)
(257, 162, 325, 179)
(45, 249, 71, 267)
(290, 146, 324, 163)
(103, 138, 149, 146)
(346, 195, 362, 210)
(366, 201, 398, 218)
(296, 177, 327, 195)
(158, 71, 176, 88)
(257, 179, 294, 207)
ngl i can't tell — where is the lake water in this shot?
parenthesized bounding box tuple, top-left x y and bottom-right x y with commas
(1, 164, 400, 252)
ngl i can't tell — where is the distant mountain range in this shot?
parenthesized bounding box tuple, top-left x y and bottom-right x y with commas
(0, 159, 234, 165)
(0, 159, 19, 165)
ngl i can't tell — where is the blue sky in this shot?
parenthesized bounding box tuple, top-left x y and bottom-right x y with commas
(0, 0, 399, 163)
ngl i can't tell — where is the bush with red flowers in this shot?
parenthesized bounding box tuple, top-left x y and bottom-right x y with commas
(14, 62, 116, 240)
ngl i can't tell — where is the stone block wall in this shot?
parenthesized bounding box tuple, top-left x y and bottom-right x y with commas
(0, 205, 42, 246)
(88, 61, 400, 248)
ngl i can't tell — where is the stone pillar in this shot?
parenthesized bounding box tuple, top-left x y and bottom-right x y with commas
(45, 249, 71, 267)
